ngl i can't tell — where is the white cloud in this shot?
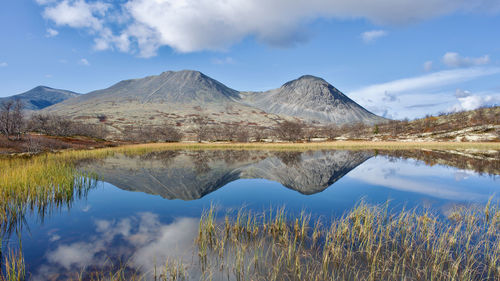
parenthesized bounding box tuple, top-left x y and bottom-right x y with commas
(361, 30, 387, 43)
(347, 157, 487, 201)
(79, 58, 90, 66)
(350, 67, 500, 100)
(349, 67, 500, 119)
(423, 61, 433, 72)
(455, 88, 471, 98)
(46, 28, 59, 37)
(37, 0, 500, 56)
(442, 52, 490, 67)
(449, 89, 500, 111)
(0, 62, 7, 67)
(34, 213, 198, 281)
(36, 0, 57, 4)
(42, 0, 109, 30)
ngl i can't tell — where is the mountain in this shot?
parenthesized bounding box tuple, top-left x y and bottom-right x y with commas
(78, 150, 373, 200)
(240, 75, 385, 124)
(0, 86, 79, 110)
(59, 70, 240, 105)
(44, 70, 385, 136)
(44, 70, 285, 135)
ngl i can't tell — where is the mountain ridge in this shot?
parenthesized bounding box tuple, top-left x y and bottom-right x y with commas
(1, 86, 80, 110)
(40, 70, 386, 137)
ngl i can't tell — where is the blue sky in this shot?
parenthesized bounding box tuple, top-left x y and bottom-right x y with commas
(1, 0, 500, 119)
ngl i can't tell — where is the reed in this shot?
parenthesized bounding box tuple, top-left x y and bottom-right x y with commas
(2, 200, 498, 280)
(192, 201, 500, 281)
(0, 151, 104, 236)
(1, 250, 25, 281)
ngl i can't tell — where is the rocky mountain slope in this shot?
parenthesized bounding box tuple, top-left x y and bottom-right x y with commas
(241, 75, 385, 125)
(1, 86, 79, 110)
(45, 70, 284, 135)
(43, 70, 385, 136)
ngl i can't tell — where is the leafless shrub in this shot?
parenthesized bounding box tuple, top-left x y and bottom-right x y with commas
(0, 99, 24, 140)
(155, 123, 183, 142)
(192, 115, 211, 142)
(234, 126, 250, 142)
(27, 114, 108, 139)
(274, 120, 304, 141)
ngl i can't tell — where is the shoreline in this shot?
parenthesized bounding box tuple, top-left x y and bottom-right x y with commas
(110, 140, 500, 151)
(1, 140, 500, 157)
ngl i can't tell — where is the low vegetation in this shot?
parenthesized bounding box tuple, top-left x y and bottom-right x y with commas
(2, 100, 499, 152)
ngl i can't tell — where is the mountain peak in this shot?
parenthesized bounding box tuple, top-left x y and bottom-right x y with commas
(296, 75, 325, 81)
(242, 75, 386, 125)
(58, 69, 240, 105)
(32, 85, 52, 91)
(282, 75, 328, 88)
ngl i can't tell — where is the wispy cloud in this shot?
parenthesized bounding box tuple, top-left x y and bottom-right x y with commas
(350, 67, 500, 99)
(347, 157, 487, 201)
(0, 62, 7, 67)
(423, 61, 433, 72)
(349, 67, 500, 119)
(36, 0, 500, 57)
(46, 28, 59, 37)
(79, 58, 90, 66)
(442, 52, 490, 67)
(212, 57, 235, 65)
(361, 30, 388, 43)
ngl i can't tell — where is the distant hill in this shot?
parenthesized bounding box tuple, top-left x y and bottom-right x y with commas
(0, 86, 80, 110)
(43, 70, 385, 136)
(347, 106, 500, 142)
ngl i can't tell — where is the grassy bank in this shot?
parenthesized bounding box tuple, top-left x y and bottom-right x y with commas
(89, 140, 500, 153)
(2, 140, 500, 157)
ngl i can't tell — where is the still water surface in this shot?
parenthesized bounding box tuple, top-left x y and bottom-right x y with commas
(7, 149, 500, 279)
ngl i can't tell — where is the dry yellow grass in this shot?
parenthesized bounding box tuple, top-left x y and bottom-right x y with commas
(98, 140, 500, 152)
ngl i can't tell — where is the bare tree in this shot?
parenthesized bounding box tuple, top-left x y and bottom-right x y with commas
(157, 123, 183, 142)
(274, 120, 303, 142)
(27, 114, 108, 139)
(0, 99, 24, 140)
(192, 115, 211, 142)
(234, 125, 250, 142)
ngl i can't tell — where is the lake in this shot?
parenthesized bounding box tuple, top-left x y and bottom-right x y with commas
(1, 148, 500, 280)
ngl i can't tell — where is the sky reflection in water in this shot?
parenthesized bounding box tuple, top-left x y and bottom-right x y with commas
(14, 150, 500, 280)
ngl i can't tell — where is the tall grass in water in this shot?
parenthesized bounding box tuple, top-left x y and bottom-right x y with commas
(1, 201, 498, 280)
(0, 153, 100, 238)
(194, 202, 500, 281)
(0, 150, 105, 280)
(1, 250, 25, 281)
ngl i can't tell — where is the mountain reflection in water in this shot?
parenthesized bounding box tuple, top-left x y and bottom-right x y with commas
(78, 150, 373, 200)
(11, 149, 500, 281)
